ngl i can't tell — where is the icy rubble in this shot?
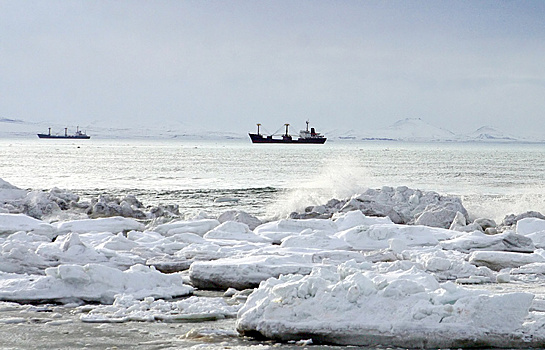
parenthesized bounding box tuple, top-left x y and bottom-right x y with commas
(291, 185, 469, 228)
(0, 180, 181, 221)
(80, 294, 240, 323)
(4, 178, 545, 347)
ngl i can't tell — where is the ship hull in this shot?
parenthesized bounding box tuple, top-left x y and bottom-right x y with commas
(249, 133, 326, 144)
(37, 134, 90, 139)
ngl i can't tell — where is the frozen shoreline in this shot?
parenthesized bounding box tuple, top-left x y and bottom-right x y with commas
(3, 178, 545, 347)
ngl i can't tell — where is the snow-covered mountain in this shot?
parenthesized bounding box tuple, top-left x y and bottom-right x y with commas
(0, 116, 540, 143)
(463, 126, 518, 142)
(0, 118, 244, 140)
(367, 118, 456, 142)
(329, 119, 536, 143)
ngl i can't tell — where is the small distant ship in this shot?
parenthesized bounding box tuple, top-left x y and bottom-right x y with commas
(37, 127, 91, 139)
(249, 121, 327, 144)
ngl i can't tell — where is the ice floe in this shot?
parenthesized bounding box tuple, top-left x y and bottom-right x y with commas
(3, 177, 545, 347)
(236, 260, 540, 348)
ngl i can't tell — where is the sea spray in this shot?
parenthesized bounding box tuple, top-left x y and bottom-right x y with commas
(265, 156, 371, 218)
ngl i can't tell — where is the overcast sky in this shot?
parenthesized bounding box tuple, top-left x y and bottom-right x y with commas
(1, 1, 544, 136)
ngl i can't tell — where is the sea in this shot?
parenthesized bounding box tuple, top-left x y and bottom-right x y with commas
(1, 138, 545, 349)
(1, 138, 545, 222)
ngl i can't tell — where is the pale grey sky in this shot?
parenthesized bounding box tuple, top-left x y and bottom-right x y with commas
(1, 0, 544, 136)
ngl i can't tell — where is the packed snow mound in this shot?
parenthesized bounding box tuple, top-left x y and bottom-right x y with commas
(236, 260, 538, 348)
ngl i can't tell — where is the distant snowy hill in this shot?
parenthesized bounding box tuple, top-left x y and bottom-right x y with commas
(328, 118, 535, 143)
(369, 118, 456, 142)
(0, 118, 244, 140)
(463, 126, 518, 142)
(0, 116, 541, 143)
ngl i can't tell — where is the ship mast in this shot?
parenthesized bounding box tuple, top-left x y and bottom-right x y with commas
(284, 123, 290, 137)
(256, 123, 261, 135)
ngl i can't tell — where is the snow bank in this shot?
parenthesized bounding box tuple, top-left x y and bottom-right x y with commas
(236, 260, 538, 348)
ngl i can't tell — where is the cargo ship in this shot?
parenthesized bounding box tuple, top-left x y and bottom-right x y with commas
(37, 127, 90, 139)
(249, 121, 326, 144)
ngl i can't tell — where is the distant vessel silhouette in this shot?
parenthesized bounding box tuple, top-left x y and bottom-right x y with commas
(37, 127, 90, 139)
(249, 121, 326, 144)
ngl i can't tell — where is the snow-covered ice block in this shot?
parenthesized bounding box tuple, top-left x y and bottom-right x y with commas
(81, 294, 241, 323)
(203, 221, 271, 243)
(0, 263, 193, 304)
(516, 218, 545, 248)
(0, 179, 27, 202)
(469, 251, 545, 271)
(333, 210, 393, 231)
(56, 217, 144, 234)
(189, 254, 315, 290)
(153, 218, 220, 236)
(254, 219, 338, 243)
(236, 260, 536, 348)
(441, 231, 535, 253)
(280, 230, 350, 250)
(334, 224, 448, 251)
(0, 213, 56, 239)
(517, 218, 545, 235)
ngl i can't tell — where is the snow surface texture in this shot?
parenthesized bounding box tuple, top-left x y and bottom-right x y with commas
(4, 178, 545, 347)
